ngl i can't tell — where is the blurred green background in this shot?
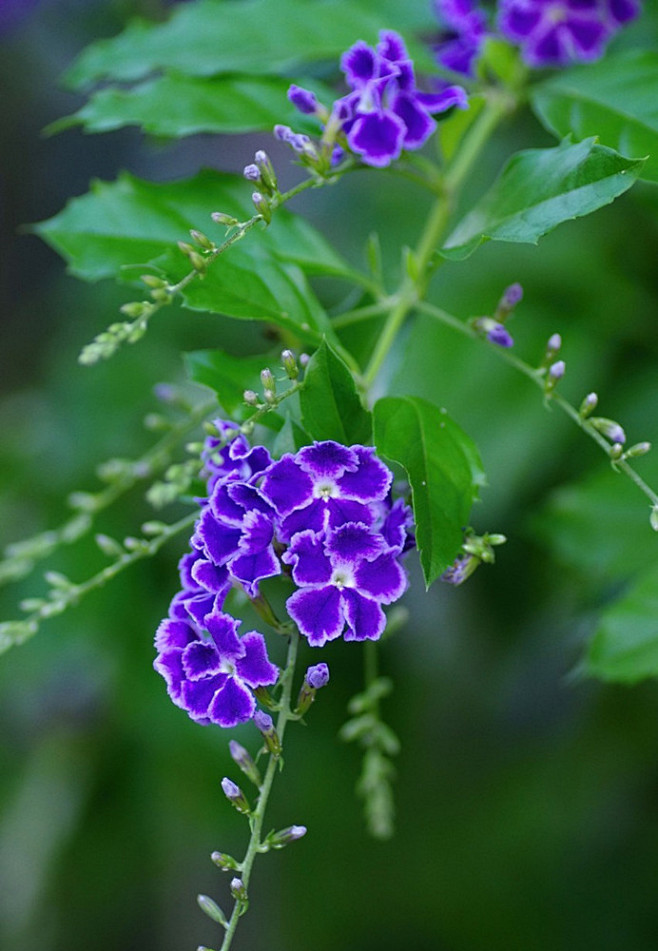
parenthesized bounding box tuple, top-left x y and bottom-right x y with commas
(2, 3, 658, 950)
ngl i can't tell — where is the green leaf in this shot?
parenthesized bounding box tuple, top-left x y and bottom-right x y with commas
(64, 0, 436, 90)
(373, 396, 485, 587)
(272, 413, 311, 457)
(586, 562, 658, 683)
(33, 170, 354, 340)
(47, 74, 336, 137)
(184, 349, 269, 414)
(441, 138, 644, 260)
(300, 340, 371, 444)
(531, 51, 658, 184)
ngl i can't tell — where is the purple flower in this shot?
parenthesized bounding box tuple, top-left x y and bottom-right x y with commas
(283, 522, 408, 647)
(194, 481, 281, 598)
(432, 0, 489, 76)
(260, 440, 394, 542)
(498, 0, 641, 67)
(202, 419, 272, 493)
(154, 612, 278, 727)
(305, 662, 330, 688)
(286, 30, 468, 169)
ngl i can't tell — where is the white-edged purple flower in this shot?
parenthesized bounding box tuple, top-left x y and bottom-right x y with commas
(194, 481, 281, 597)
(153, 612, 278, 727)
(283, 522, 408, 647)
(202, 419, 272, 493)
(498, 0, 642, 67)
(260, 440, 393, 542)
(286, 30, 467, 169)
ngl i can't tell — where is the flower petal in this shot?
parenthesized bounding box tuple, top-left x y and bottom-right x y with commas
(283, 530, 333, 585)
(207, 676, 255, 727)
(336, 446, 393, 502)
(296, 441, 357, 478)
(355, 551, 408, 603)
(287, 586, 344, 647)
(206, 612, 245, 658)
(341, 590, 386, 641)
(236, 631, 279, 687)
(260, 455, 314, 516)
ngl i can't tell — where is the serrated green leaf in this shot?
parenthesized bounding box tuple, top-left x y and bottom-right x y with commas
(184, 349, 270, 413)
(64, 0, 436, 90)
(531, 51, 658, 184)
(373, 396, 485, 587)
(47, 74, 336, 137)
(586, 562, 658, 683)
(441, 138, 644, 261)
(300, 340, 371, 444)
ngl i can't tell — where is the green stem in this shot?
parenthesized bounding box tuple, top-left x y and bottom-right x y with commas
(219, 631, 300, 951)
(416, 299, 658, 510)
(362, 93, 512, 390)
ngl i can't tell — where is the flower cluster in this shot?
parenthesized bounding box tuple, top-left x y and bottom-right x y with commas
(280, 29, 468, 169)
(154, 425, 414, 727)
(433, 0, 641, 74)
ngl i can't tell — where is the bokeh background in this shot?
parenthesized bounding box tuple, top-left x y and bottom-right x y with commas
(2, 2, 658, 950)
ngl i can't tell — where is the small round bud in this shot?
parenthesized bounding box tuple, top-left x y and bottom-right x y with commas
(243, 163, 261, 182)
(548, 359, 565, 381)
(546, 333, 562, 356)
(252, 191, 272, 223)
(243, 389, 260, 406)
(230, 878, 248, 902)
(254, 709, 281, 757)
(210, 851, 240, 871)
(501, 282, 523, 308)
(306, 663, 330, 689)
(591, 417, 626, 445)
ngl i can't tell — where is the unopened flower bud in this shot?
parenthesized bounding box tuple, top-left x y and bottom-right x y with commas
(281, 349, 298, 379)
(501, 282, 523, 309)
(119, 301, 147, 318)
(197, 894, 228, 927)
(254, 150, 278, 193)
(549, 360, 565, 380)
(299, 352, 310, 367)
(243, 389, 259, 406)
(260, 368, 275, 392)
(440, 553, 478, 585)
(546, 333, 562, 357)
(610, 442, 624, 460)
(211, 211, 239, 227)
(580, 392, 598, 418)
(141, 274, 166, 289)
(269, 824, 307, 848)
(624, 441, 651, 458)
(254, 710, 281, 756)
(252, 191, 271, 223)
(306, 663, 330, 689)
(230, 878, 248, 902)
(288, 84, 319, 115)
(229, 740, 261, 787)
(210, 851, 241, 871)
(479, 317, 514, 348)
(243, 163, 261, 182)
(221, 777, 251, 814)
(189, 229, 214, 251)
(295, 663, 329, 716)
(591, 417, 626, 445)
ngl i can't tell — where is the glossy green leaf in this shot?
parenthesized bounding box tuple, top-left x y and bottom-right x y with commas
(47, 74, 335, 137)
(300, 340, 371, 444)
(184, 349, 270, 414)
(272, 413, 311, 457)
(373, 396, 485, 587)
(586, 562, 658, 683)
(64, 0, 436, 90)
(532, 51, 658, 184)
(442, 138, 644, 260)
(33, 170, 356, 339)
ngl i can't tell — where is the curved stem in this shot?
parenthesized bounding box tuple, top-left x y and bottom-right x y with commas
(219, 631, 300, 951)
(416, 299, 658, 510)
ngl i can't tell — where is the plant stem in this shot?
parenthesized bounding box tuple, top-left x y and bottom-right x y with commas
(416, 299, 658, 510)
(219, 631, 300, 951)
(362, 93, 512, 390)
